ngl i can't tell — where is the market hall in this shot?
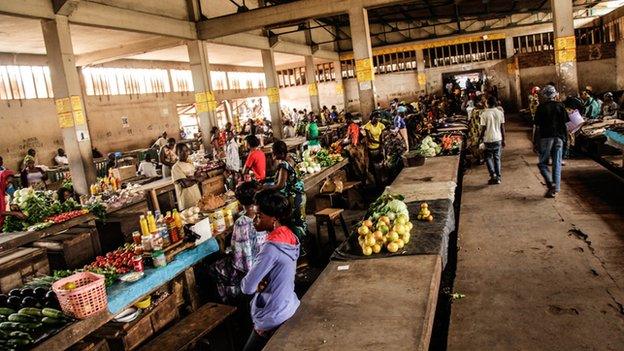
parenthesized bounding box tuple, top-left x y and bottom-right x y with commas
(0, 0, 623, 350)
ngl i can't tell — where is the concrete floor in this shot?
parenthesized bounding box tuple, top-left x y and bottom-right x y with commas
(447, 116, 624, 350)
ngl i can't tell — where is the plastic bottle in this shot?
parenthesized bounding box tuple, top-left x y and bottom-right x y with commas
(166, 212, 179, 243)
(139, 215, 150, 236)
(147, 211, 157, 234)
(172, 209, 185, 238)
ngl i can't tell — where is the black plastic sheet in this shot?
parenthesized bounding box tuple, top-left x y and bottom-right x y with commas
(332, 198, 455, 267)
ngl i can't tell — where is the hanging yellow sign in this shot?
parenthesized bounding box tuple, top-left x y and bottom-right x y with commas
(554, 36, 576, 64)
(55, 97, 71, 114)
(196, 101, 209, 113)
(335, 82, 344, 94)
(355, 58, 374, 83)
(195, 92, 207, 103)
(207, 100, 218, 112)
(73, 110, 86, 125)
(70, 95, 82, 111)
(57, 112, 74, 128)
(267, 87, 280, 103)
(418, 73, 427, 86)
(308, 83, 318, 96)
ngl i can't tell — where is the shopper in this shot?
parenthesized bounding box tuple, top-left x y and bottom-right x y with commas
(282, 120, 296, 139)
(306, 114, 321, 152)
(601, 92, 619, 119)
(171, 143, 204, 210)
(264, 140, 306, 239)
(479, 95, 506, 184)
(362, 112, 386, 188)
(159, 138, 177, 178)
(152, 131, 168, 150)
(0, 170, 24, 229)
(581, 89, 601, 119)
(393, 110, 409, 152)
(54, 148, 69, 166)
(225, 130, 241, 172)
(242, 135, 266, 182)
(534, 85, 569, 198)
(137, 154, 158, 178)
(20, 156, 47, 190)
(241, 190, 300, 351)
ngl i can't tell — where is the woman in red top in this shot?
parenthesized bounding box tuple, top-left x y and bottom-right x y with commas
(345, 113, 360, 146)
(243, 135, 266, 182)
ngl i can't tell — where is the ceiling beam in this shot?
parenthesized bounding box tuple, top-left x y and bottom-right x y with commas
(75, 37, 187, 66)
(53, 0, 80, 16)
(0, 0, 197, 39)
(197, 0, 430, 40)
(207, 33, 339, 60)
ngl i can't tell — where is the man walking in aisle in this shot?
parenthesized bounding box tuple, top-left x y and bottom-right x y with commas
(534, 85, 569, 198)
(479, 95, 506, 184)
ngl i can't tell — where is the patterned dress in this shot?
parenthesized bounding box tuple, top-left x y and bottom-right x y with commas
(232, 213, 267, 272)
(277, 157, 307, 239)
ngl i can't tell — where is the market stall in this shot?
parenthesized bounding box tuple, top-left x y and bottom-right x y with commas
(576, 119, 624, 178)
(264, 255, 442, 351)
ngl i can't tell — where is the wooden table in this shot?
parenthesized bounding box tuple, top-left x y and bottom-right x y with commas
(303, 159, 349, 192)
(264, 255, 442, 351)
(137, 177, 176, 213)
(262, 136, 307, 154)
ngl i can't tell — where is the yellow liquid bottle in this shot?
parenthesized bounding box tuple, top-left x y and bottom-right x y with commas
(139, 215, 149, 236)
(147, 211, 157, 233)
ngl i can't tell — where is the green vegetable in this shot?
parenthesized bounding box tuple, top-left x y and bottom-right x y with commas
(8, 331, 32, 341)
(0, 308, 16, 317)
(8, 314, 37, 323)
(41, 317, 65, 325)
(0, 322, 23, 331)
(18, 323, 42, 330)
(17, 308, 41, 317)
(6, 338, 31, 347)
(41, 308, 65, 319)
(0, 329, 9, 338)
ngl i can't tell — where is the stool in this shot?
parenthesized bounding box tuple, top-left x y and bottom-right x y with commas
(314, 208, 350, 249)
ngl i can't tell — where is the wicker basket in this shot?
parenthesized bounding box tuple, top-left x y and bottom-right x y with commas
(52, 272, 108, 319)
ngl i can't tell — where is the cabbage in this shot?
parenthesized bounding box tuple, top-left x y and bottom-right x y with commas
(307, 167, 315, 174)
(385, 199, 408, 215)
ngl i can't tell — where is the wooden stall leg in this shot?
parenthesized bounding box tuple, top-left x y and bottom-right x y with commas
(315, 220, 322, 253)
(327, 220, 337, 248)
(339, 215, 349, 242)
(182, 267, 200, 312)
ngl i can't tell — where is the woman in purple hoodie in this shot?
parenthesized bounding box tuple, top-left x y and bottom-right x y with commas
(241, 189, 300, 351)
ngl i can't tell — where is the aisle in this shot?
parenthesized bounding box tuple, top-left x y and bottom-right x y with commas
(448, 115, 624, 350)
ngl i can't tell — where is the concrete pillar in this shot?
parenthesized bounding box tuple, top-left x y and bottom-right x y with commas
(187, 40, 217, 150)
(415, 48, 427, 93)
(617, 39, 624, 90)
(348, 5, 376, 120)
(505, 36, 515, 58)
(41, 16, 95, 195)
(550, 0, 578, 96)
(304, 55, 321, 114)
(261, 49, 283, 139)
(333, 60, 347, 111)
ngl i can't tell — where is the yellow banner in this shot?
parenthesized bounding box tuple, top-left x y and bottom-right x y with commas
(335, 82, 344, 94)
(417, 73, 427, 86)
(339, 33, 506, 60)
(206, 91, 215, 102)
(267, 87, 280, 103)
(196, 101, 209, 113)
(207, 100, 218, 112)
(70, 95, 82, 111)
(355, 58, 374, 83)
(55, 97, 71, 114)
(73, 110, 86, 125)
(554, 36, 577, 64)
(308, 83, 318, 96)
(57, 112, 74, 128)
(195, 92, 207, 103)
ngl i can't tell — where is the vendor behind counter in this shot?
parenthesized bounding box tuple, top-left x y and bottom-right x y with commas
(172, 143, 206, 210)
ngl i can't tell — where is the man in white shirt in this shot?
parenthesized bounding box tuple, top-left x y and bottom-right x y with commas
(225, 130, 240, 172)
(479, 95, 506, 185)
(54, 148, 69, 166)
(152, 131, 168, 150)
(137, 154, 159, 178)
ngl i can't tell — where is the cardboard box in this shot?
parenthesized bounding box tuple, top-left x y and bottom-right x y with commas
(111, 165, 137, 181)
(201, 175, 225, 196)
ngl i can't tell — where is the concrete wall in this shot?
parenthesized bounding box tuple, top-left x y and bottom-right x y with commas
(344, 70, 423, 111)
(518, 58, 617, 106)
(279, 81, 344, 112)
(0, 93, 193, 170)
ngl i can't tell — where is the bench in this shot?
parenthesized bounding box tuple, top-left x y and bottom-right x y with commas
(314, 208, 349, 249)
(139, 302, 236, 351)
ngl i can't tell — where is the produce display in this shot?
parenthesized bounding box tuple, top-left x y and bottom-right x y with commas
(0, 285, 71, 349)
(2, 188, 95, 233)
(83, 245, 137, 286)
(439, 134, 463, 155)
(414, 136, 442, 157)
(197, 194, 225, 212)
(356, 194, 413, 256)
(296, 149, 343, 176)
(417, 202, 434, 222)
(86, 182, 144, 211)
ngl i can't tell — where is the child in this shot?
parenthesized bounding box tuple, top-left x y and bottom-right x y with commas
(241, 190, 300, 351)
(137, 154, 158, 178)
